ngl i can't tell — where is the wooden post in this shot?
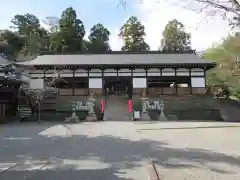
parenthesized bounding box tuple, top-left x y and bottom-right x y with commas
(189, 68, 192, 94)
(174, 68, 178, 95)
(72, 69, 75, 96)
(147, 161, 162, 180)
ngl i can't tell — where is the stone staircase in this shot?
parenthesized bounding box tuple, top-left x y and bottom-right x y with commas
(104, 96, 130, 121)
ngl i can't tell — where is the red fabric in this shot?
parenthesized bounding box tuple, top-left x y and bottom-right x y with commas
(128, 100, 132, 112)
(100, 100, 104, 113)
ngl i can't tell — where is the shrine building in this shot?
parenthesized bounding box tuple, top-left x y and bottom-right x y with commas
(0, 55, 30, 122)
(21, 51, 215, 97)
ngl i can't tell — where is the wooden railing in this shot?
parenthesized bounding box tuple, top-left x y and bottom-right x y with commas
(145, 87, 206, 95)
(89, 88, 102, 95)
(59, 89, 72, 96)
(58, 87, 207, 96)
(74, 88, 88, 96)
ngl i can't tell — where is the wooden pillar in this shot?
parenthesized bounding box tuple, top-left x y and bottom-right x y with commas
(14, 85, 18, 116)
(160, 68, 163, 95)
(189, 68, 192, 94)
(0, 104, 2, 120)
(101, 68, 104, 96)
(174, 68, 178, 94)
(130, 67, 133, 96)
(43, 69, 46, 82)
(72, 69, 75, 96)
(204, 67, 206, 88)
(87, 69, 90, 95)
(3, 104, 6, 117)
(145, 68, 148, 95)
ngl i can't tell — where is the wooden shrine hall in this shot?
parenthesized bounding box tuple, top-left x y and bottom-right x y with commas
(22, 51, 216, 97)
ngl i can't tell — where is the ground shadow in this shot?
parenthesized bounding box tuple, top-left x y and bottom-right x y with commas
(1, 123, 240, 180)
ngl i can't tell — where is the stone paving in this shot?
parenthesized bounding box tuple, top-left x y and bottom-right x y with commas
(0, 121, 240, 180)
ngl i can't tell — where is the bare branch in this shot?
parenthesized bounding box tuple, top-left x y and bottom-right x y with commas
(194, 0, 240, 16)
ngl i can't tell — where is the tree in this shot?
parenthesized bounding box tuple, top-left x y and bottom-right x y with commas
(55, 7, 85, 53)
(202, 34, 240, 97)
(11, 13, 41, 36)
(10, 13, 48, 58)
(119, 16, 149, 51)
(0, 30, 25, 59)
(193, 0, 240, 17)
(161, 19, 192, 52)
(20, 68, 67, 122)
(87, 23, 111, 52)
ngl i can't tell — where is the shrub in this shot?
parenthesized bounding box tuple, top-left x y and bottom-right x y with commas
(213, 84, 230, 99)
(233, 90, 240, 100)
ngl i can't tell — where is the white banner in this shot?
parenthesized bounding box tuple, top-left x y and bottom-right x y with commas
(89, 78, 102, 88)
(133, 78, 146, 88)
(29, 79, 44, 89)
(191, 77, 205, 87)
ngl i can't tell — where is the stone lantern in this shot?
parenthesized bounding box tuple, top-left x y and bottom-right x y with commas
(159, 100, 167, 121)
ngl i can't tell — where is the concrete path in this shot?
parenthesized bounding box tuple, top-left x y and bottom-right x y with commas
(1, 122, 240, 180)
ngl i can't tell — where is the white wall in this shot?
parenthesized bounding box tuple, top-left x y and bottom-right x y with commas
(21, 74, 30, 84)
(29, 68, 205, 78)
(162, 68, 175, 76)
(176, 68, 189, 76)
(29, 78, 44, 89)
(147, 68, 160, 76)
(60, 70, 73, 77)
(75, 69, 88, 77)
(191, 77, 205, 87)
(89, 69, 101, 77)
(133, 78, 146, 88)
(89, 78, 102, 88)
(104, 69, 117, 76)
(191, 68, 204, 76)
(118, 72, 131, 76)
(118, 69, 131, 76)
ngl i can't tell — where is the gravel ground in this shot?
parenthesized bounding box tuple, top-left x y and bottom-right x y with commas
(0, 121, 240, 180)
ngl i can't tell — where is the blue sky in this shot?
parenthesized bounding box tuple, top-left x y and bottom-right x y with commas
(0, 0, 231, 50)
(0, 0, 136, 31)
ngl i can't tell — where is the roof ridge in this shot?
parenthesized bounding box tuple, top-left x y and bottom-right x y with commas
(39, 50, 196, 56)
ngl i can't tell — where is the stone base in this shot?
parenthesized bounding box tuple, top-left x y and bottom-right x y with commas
(64, 115, 80, 123)
(160, 112, 168, 121)
(86, 113, 97, 121)
(141, 113, 151, 121)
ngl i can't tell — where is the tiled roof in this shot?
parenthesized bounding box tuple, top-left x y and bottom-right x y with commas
(24, 53, 214, 66)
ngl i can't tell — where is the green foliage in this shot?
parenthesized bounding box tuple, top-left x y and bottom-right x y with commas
(202, 34, 240, 99)
(119, 16, 150, 51)
(0, 30, 25, 59)
(161, 19, 192, 51)
(56, 7, 85, 53)
(87, 23, 111, 52)
(233, 90, 240, 99)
